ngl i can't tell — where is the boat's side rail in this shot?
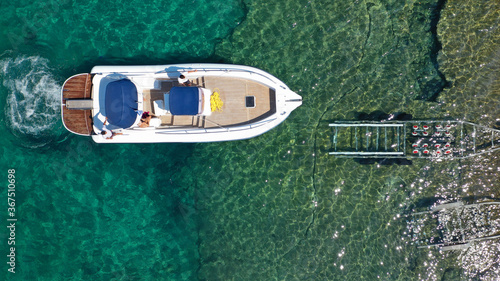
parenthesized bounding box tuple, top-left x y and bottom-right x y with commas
(153, 117, 277, 135)
(91, 64, 291, 91)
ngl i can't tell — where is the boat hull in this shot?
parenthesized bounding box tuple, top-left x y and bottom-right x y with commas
(62, 64, 302, 143)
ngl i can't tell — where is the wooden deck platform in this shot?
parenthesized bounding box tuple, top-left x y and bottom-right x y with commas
(143, 76, 275, 128)
(61, 74, 93, 136)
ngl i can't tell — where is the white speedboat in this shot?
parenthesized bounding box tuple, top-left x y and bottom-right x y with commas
(61, 64, 302, 143)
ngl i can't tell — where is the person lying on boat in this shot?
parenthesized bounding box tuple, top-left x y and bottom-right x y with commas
(138, 112, 156, 128)
(178, 69, 197, 86)
(101, 117, 123, 139)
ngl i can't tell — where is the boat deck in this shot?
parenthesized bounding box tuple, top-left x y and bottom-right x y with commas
(61, 74, 93, 135)
(142, 76, 275, 128)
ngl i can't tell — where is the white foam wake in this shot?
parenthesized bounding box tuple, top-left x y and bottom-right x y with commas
(1, 56, 62, 143)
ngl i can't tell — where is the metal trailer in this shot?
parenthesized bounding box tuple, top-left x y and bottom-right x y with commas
(409, 201, 500, 251)
(329, 121, 500, 159)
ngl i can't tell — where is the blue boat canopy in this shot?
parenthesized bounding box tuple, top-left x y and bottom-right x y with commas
(169, 87, 200, 115)
(105, 79, 138, 128)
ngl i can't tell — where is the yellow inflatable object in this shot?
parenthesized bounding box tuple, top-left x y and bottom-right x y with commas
(210, 89, 224, 112)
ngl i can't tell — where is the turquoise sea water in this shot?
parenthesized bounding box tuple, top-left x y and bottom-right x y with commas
(0, 0, 499, 280)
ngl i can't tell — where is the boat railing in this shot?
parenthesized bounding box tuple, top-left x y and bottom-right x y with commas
(92, 64, 291, 90)
(203, 118, 229, 132)
(156, 68, 282, 87)
(154, 118, 277, 135)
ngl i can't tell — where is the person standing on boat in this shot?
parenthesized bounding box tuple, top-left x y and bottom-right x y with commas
(100, 117, 122, 139)
(178, 69, 197, 86)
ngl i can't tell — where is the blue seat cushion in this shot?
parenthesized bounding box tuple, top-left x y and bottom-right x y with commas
(105, 79, 138, 128)
(169, 87, 200, 115)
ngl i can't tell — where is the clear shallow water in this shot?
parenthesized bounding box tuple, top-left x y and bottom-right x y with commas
(0, 0, 499, 280)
